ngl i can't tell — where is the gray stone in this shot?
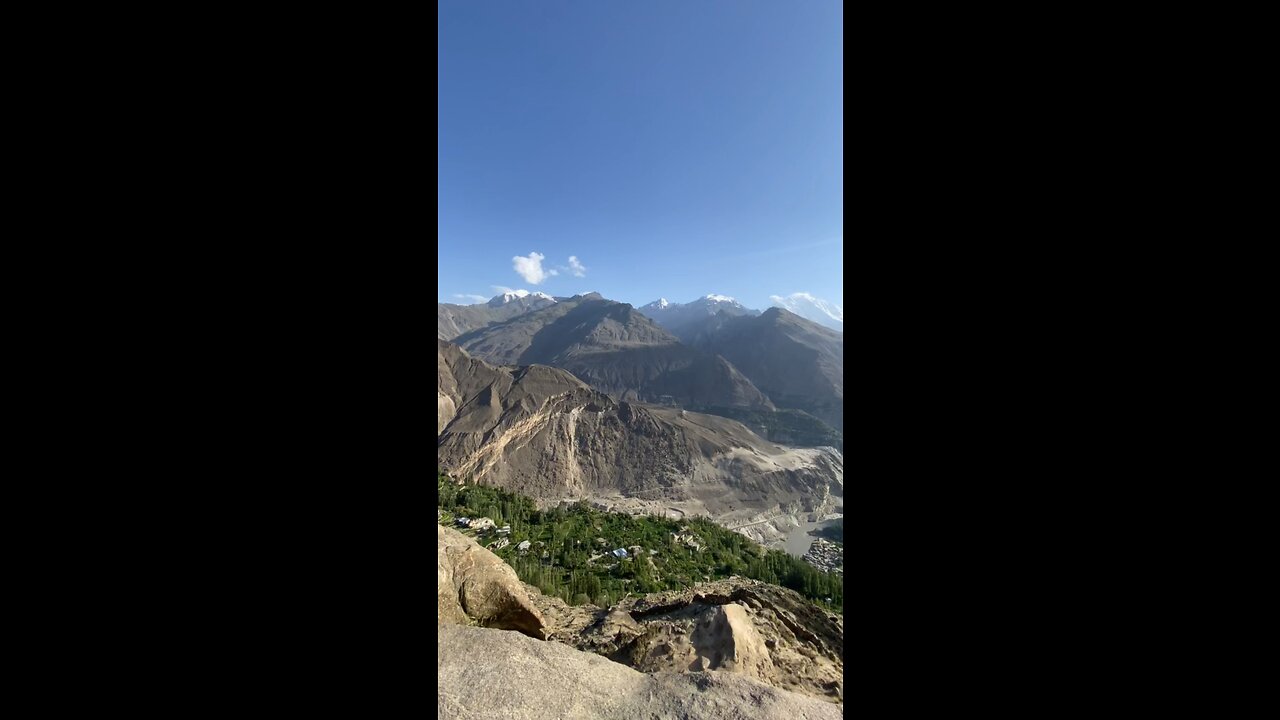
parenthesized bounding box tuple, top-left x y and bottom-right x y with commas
(437, 623, 842, 720)
(438, 525, 545, 639)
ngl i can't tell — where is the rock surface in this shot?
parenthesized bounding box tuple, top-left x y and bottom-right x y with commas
(437, 525, 545, 639)
(528, 577, 844, 704)
(437, 623, 842, 720)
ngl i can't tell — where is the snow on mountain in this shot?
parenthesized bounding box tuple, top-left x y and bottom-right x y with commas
(641, 297, 674, 311)
(637, 295, 761, 341)
(487, 289, 557, 307)
(642, 295, 744, 311)
(768, 293, 843, 331)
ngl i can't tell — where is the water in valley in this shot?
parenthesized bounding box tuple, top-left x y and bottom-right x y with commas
(783, 518, 842, 557)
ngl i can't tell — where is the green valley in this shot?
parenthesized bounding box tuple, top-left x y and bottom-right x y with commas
(438, 471, 843, 614)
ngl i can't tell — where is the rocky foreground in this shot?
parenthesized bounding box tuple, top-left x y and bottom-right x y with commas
(438, 524, 843, 719)
(529, 577, 843, 703)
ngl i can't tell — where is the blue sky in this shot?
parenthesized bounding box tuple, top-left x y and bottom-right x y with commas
(438, 0, 842, 311)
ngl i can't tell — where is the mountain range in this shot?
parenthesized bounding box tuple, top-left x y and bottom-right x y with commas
(680, 308, 844, 431)
(438, 291, 559, 340)
(440, 292, 842, 424)
(636, 297, 843, 431)
(445, 293, 775, 412)
(438, 339, 842, 539)
(437, 291, 844, 543)
(637, 295, 761, 343)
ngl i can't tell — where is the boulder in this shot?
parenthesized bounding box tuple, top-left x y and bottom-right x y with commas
(467, 517, 495, 531)
(438, 528, 469, 626)
(438, 525, 545, 639)
(623, 603, 769, 678)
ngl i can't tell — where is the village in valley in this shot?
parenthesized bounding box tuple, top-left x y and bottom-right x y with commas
(442, 510, 704, 571)
(436, 473, 842, 612)
(439, 506, 841, 578)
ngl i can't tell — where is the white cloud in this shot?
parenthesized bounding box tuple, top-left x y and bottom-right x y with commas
(512, 252, 556, 284)
(568, 256, 587, 277)
(491, 286, 532, 297)
(454, 293, 488, 304)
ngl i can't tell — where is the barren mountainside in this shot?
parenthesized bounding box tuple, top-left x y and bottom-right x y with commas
(447, 294, 774, 411)
(437, 293, 559, 340)
(687, 307, 844, 431)
(438, 340, 842, 529)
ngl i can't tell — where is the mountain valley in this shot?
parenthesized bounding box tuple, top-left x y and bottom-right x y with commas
(438, 339, 842, 537)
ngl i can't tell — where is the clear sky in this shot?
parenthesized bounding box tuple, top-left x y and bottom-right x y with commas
(438, 0, 842, 311)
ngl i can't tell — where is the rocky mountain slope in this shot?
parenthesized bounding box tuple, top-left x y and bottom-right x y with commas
(438, 340, 842, 529)
(446, 293, 774, 411)
(437, 524, 843, 719)
(685, 308, 844, 431)
(437, 292, 558, 340)
(529, 577, 843, 704)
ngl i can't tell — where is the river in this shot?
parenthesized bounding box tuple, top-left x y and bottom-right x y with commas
(782, 518, 842, 557)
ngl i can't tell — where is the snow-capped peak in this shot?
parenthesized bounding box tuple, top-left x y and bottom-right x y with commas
(703, 294, 737, 303)
(488, 289, 557, 306)
(768, 292, 843, 330)
(657, 298, 669, 308)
